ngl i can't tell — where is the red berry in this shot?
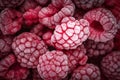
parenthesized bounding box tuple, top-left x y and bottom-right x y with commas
(37, 50, 69, 80)
(12, 32, 47, 68)
(51, 17, 89, 50)
(64, 44, 88, 72)
(101, 51, 120, 80)
(84, 39, 114, 57)
(70, 64, 101, 80)
(84, 8, 118, 42)
(73, 0, 104, 10)
(0, 8, 23, 35)
(38, 0, 75, 29)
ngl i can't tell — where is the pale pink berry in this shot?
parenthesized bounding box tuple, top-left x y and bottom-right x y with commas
(101, 51, 120, 80)
(70, 64, 101, 80)
(19, 0, 38, 13)
(0, 0, 24, 10)
(42, 31, 53, 46)
(23, 6, 41, 26)
(64, 44, 88, 72)
(37, 50, 69, 80)
(12, 32, 47, 68)
(0, 35, 13, 53)
(0, 8, 22, 35)
(38, 0, 75, 29)
(84, 8, 118, 42)
(30, 24, 45, 36)
(84, 39, 114, 57)
(51, 17, 90, 50)
(0, 54, 29, 80)
(73, 0, 104, 10)
(34, 0, 50, 6)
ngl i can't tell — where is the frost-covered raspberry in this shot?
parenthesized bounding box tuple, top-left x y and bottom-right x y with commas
(0, 8, 23, 35)
(70, 64, 101, 80)
(0, 0, 24, 10)
(19, 0, 38, 13)
(84, 39, 114, 57)
(84, 8, 118, 42)
(37, 50, 69, 80)
(64, 44, 88, 72)
(0, 35, 13, 53)
(0, 54, 29, 80)
(12, 32, 47, 68)
(38, 0, 75, 29)
(73, 0, 104, 10)
(101, 51, 120, 80)
(23, 6, 41, 26)
(42, 31, 53, 46)
(51, 17, 89, 50)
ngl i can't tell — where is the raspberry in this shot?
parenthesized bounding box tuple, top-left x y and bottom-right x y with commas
(23, 6, 41, 26)
(64, 44, 88, 72)
(42, 31, 53, 46)
(12, 32, 47, 68)
(38, 0, 75, 29)
(0, 0, 24, 10)
(19, 0, 38, 13)
(30, 24, 44, 36)
(70, 64, 101, 80)
(84, 39, 114, 57)
(73, 0, 104, 10)
(51, 17, 90, 50)
(0, 54, 29, 80)
(0, 35, 13, 53)
(0, 8, 23, 35)
(101, 51, 120, 80)
(84, 8, 118, 42)
(37, 50, 69, 80)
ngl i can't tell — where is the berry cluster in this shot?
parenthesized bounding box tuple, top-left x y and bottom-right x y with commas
(0, 0, 120, 80)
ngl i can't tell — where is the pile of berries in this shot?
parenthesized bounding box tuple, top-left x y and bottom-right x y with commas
(0, 0, 120, 80)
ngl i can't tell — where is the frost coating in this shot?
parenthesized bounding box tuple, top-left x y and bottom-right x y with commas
(51, 17, 89, 50)
(38, 0, 75, 29)
(101, 51, 120, 80)
(12, 32, 47, 68)
(70, 64, 101, 80)
(37, 50, 69, 80)
(84, 8, 118, 42)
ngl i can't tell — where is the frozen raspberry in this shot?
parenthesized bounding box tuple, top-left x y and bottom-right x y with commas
(70, 64, 101, 80)
(73, 0, 104, 10)
(64, 44, 88, 72)
(32, 69, 43, 80)
(37, 50, 69, 80)
(101, 51, 120, 80)
(51, 17, 90, 50)
(12, 32, 47, 68)
(0, 0, 24, 10)
(23, 6, 41, 26)
(84, 8, 118, 42)
(0, 8, 23, 35)
(38, 0, 75, 29)
(19, 0, 38, 13)
(84, 39, 114, 57)
(42, 31, 53, 46)
(0, 54, 29, 80)
(30, 24, 45, 36)
(34, 0, 50, 6)
(0, 35, 13, 53)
